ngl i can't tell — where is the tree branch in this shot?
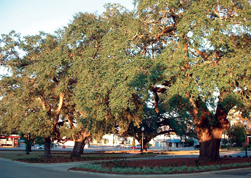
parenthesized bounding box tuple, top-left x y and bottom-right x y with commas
(157, 130, 175, 135)
(157, 116, 182, 127)
(56, 93, 64, 115)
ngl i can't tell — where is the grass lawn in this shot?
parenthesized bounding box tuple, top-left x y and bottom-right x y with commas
(0, 151, 146, 161)
(0, 151, 44, 160)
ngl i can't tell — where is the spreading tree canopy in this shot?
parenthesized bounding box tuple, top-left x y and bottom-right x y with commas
(0, 31, 68, 157)
(1, 0, 250, 161)
(131, 0, 251, 160)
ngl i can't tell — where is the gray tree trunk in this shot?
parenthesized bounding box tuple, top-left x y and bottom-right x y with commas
(44, 137, 52, 158)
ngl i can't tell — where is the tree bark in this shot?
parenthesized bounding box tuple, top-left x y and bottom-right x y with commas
(142, 139, 148, 152)
(25, 137, 32, 152)
(197, 127, 223, 161)
(70, 141, 85, 158)
(25, 140, 31, 154)
(70, 131, 90, 158)
(137, 138, 149, 152)
(188, 96, 231, 161)
(44, 137, 52, 158)
(195, 111, 230, 161)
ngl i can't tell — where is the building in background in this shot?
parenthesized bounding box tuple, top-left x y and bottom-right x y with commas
(0, 134, 20, 147)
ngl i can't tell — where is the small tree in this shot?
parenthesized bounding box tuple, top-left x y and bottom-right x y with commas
(185, 138, 194, 147)
(228, 124, 245, 147)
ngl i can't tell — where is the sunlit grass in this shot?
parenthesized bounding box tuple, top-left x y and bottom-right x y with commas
(0, 151, 44, 160)
(0, 151, 134, 160)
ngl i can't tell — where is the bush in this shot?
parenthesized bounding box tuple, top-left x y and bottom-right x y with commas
(221, 145, 228, 149)
(185, 138, 194, 147)
(75, 160, 251, 174)
(147, 143, 152, 148)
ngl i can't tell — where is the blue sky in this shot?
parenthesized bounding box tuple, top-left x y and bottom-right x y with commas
(0, 0, 134, 36)
(0, 0, 135, 75)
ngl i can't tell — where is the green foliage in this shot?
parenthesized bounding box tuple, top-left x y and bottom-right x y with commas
(185, 138, 194, 147)
(34, 137, 45, 146)
(76, 161, 251, 174)
(228, 123, 246, 147)
(1, 1, 251, 160)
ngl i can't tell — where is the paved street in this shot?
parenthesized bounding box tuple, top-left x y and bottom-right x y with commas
(1, 146, 251, 178)
(0, 158, 100, 178)
(1, 157, 251, 178)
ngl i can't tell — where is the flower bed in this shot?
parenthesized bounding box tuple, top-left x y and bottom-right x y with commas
(70, 157, 251, 174)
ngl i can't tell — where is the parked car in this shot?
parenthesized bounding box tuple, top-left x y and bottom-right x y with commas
(131, 145, 141, 149)
(36, 145, 44, 149)
(124, 145, 131, 148)
(117, 144, 131, 149)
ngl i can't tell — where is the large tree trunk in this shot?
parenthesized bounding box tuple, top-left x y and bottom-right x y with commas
(142, 139, 149, 152)
(188, 96, 231, 161)
(44, 137, 52, 158)
(70, 131, 90, 158)
(197, 127, 223, 161)
(25, 135, 32, 153)
(137, 138, 150, 152)
(195, 110, 230, 161)
(70, 139, 87, 158)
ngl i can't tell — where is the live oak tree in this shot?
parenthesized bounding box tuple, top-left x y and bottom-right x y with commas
(0, 14, 107, 158)
(72, 4, 146, 139)
(228, 123, 246, 147)
(1, 0, 250, 162)
(122, 102, 195, 152)
(0, 31, 65, 158)
(0, 10, 121, 158)
(132, 0, 251, 160)
(70, 3, 195, 154)
(71, 4, 195, 153)
(62, 12, 112, 157)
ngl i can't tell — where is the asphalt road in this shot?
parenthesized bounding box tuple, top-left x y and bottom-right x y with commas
(1, 146, 251, 178)
(0, 158, 100, 178)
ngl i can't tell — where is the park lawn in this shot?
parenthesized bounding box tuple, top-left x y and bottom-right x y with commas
(0, 151, 138, 162)
(0, 151, 44, 160)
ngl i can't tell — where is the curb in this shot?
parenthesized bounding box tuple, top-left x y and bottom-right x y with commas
(68, 169, 210, 177)
(68, 167, 251, 177)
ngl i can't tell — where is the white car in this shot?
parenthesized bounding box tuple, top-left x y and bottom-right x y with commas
(124, 145, 131, 148)
(36, 145, 44, 149)
(117, 145, 131, 149)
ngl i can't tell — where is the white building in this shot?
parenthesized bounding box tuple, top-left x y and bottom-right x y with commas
(90, 134, 192, 149)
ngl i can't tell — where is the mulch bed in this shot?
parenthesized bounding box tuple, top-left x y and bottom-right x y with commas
(69, 157, 251, 174)
(13, 153, 251, 174)
(100, 157, 251, 168)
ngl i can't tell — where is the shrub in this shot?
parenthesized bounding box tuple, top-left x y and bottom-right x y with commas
(75, 160, 251, 174)
(186, 166, 198, 172)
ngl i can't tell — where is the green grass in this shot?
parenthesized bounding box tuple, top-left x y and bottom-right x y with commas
(0, 151, 44, 160)
(0, 151, 133, 160)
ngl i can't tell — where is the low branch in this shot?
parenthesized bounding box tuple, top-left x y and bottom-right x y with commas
(149, 85, 167, 114)
(157, 116, 182, 127)
(157, 130, 175, 136)
(37, 97, 47, 111)
(56, 93, 64, 115)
